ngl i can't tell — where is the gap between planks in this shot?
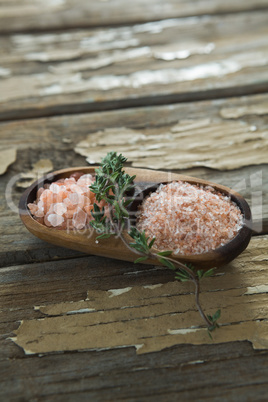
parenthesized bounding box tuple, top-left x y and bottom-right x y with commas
(1, 83, 268, 123)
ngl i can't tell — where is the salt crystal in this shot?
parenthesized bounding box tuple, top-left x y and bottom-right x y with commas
(79, 174, 93, 181)
(28, 203, 38, 214)
(68, 192, 80, 205)
(70, 184, 84, 194)
(47, 203, 56, 214)
(50, 183, 61, 194)
(53, 203, 67, 215)
(64, 208, 76, 219)
(44, 213, 52, 227)
(47, 213, 64, 227)
(36, 187, 44, 199)
(35, 208, 44, 218)
(64, 177, 76, 185)
(63, 197, 73, 208)
(72, 207, 87, 229)
(40, 190, 54, 213)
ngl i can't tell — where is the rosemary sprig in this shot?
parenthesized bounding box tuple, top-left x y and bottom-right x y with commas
(90, 151, 221, 336)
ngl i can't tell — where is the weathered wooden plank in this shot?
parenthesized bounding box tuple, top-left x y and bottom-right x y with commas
(0, 347, 267, 401)
(1, 11, 268, 119)
(1, 235, 267, 325)
(0, 237, 268, 400)
(5, 236, 267, 356)
(0, 236, 267, 344)
(0, 342, 267, 401)
(1, 0, 268, 33)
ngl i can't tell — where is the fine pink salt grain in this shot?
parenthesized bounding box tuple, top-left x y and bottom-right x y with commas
(136, 181, 243, 255)
(28, 173, 98, 230)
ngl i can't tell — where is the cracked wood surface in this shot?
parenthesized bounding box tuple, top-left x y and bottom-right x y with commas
(1, 236, 268, 400)
(1, 11, 268, 120)
(1, 1, 268, 400)
(10, 236, 268, 355)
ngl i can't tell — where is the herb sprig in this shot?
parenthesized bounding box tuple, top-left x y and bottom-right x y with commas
(90, 152, 220, 336)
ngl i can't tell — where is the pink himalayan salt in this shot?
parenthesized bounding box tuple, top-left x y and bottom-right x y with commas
(136, 181, 244, 255)
(28, 203, 38, 215)
(28, 173, 100, 230)
(47, 214, 65, 227)
(73, 207, 87, 229)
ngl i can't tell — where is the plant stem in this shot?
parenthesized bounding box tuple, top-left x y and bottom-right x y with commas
(120, 232, 213, 328)
(194, 277, 213, 327)
(157, 255, 213, 328)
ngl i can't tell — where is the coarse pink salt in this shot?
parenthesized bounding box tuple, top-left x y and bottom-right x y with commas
(68, 192, 80, 205)
(72, 207, 87, 229)
(28, 203, 38, 215)
(28, 172, 99, 230)
(47, 213, 65, 227)
(50, 183, 61, 194)
(136, 181, 244, 255)
(52, 203, 67, 216)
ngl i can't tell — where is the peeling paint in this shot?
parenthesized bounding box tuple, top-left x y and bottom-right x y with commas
(50, 47, 152, 73)
(42, 83, 63, 95)
(132, 16, 207, 34)
(16, 159, 53, 188)
(154, 43, 215, 60)
(245, 285, 268, 295)
(108, 287, 132, 297)
(12, 32, 74, 47)
(74, 60, 242, 91)
(0, 67, 11, 77)
(0, 148, 17, 175)
(186, 360, 205, 365)
(10, 238, 268, 355)
(220, 103, 268, 118)
(168, 328, 199, 335)
(80, 31, 140, 52)
(144, 284, 163, 290)
(2, 48, 268, 103)
(74, 120, 268, 170)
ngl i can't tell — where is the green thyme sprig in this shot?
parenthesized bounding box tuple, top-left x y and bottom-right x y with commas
(90, 152, 221, 336)
(89, 152, 136, 238)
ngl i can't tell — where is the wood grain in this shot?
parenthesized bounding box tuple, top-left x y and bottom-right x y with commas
(0, 342, 267, 401)
(1, 0, 268, 33)
(1, 237, 268, 400)
(10, 235, 268, 355)
(1, 1, 268, 400)
(1, 11, 268, 120)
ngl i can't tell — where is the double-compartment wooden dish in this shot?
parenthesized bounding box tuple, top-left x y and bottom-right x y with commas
(19, 167, 252, 268)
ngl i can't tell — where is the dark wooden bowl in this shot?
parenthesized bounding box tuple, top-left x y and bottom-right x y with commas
(19, 167, 252, 268)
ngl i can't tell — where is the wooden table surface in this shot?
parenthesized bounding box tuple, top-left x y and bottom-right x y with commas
(1, 1, 268, 400)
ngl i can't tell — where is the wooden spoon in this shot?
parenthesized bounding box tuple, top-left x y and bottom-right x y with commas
(19, 167, 252, 268)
